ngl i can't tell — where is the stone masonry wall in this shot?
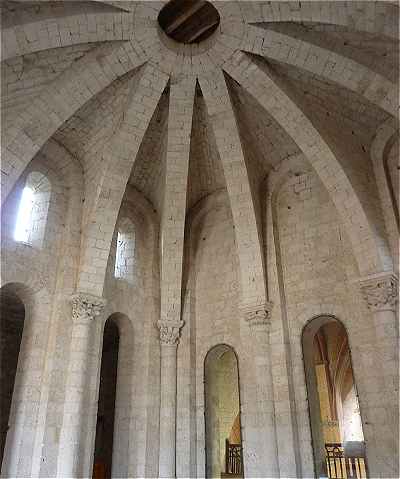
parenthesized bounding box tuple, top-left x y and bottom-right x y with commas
(268, 159, 394, 477)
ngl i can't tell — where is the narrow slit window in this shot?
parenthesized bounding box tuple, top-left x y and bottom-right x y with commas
(114, 220, 136, 281)
(13, 172, 51, 248)
(115, 232, 126, 278)
(14, 186, 34, 243)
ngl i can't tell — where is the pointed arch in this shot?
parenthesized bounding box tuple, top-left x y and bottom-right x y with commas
(223, 52, 392, 275)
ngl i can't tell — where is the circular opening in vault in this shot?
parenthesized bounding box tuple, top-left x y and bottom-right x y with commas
(158, 0, 220, 45)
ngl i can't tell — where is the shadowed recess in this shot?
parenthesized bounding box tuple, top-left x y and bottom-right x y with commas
(158, 0, 220, 44)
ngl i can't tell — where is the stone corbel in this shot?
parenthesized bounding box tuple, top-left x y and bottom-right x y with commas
(157, 319, 184, 346)
(359, 272, 398, 312)
(241, 301, 274, 329)
(71, 292, 106, 322)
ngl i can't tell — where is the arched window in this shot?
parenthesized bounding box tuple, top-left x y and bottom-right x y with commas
(302, 316, 367, 479)
(114, 219, 136, 281)
(14, 172, 51, 247)
(204, 345, 243, 478)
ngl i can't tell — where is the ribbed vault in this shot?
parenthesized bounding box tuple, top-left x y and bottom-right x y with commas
(1, 0, 398, 297)
(1, 4, 399, 479)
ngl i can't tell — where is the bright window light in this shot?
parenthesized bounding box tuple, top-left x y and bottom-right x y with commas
(14, 186, 34, 243)
(114, 225, 136, 281)
(115, 231, 125, 278)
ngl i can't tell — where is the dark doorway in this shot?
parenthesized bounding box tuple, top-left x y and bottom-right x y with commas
(93, 318, 120, 479)
(0, 287, 25, 468)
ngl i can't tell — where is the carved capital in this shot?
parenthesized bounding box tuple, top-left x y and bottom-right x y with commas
(242, 301, 273, 328)
(157, 320, 184, 346)
(71, 293, 106, 323)
(359, 273, 398, 312)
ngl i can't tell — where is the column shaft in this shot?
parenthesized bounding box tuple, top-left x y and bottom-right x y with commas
(244, 303, 279, 477)
(254, 327, 280, 475)
(360, 273, 398, 478)
(159, 344, 178, 477)
(157, 320, 183, 478)
(368, 307, 398, 477)
(56, 293, 105, 478)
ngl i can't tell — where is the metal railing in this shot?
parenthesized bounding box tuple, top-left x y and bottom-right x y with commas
(225, 439, 243, 476)
(325, 443, 367, 479)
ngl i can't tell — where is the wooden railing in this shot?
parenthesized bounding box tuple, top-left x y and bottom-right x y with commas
(325, 443, 367, 479)
(225, 439, 243, 476)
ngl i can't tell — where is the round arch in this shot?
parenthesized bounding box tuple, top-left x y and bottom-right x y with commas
(204, 344, 244, 478)
(93, 312, 134, 479)
(302, 315, 367, 479)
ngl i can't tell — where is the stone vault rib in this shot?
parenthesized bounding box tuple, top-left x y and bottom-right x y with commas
(2, 41, 148, 205)
(160, 77, 196, 325)
(158, 76, 196, 478)
(242, 24, 397, 117)
(240, 1, 398, 40)
(2, 6, 136, 61)
(223, 51, 392, 276)
(76, 63, 169, 298)
(198, 67, 267, 307)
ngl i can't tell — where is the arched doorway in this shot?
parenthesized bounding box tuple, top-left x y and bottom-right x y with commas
(93, 317, 120, 479)
(204, 345, 243, 478)
(0, 286, 25, 468)
(302, 316, 367, 479)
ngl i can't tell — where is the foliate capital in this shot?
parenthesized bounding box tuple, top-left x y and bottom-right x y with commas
(157, 320, 184, 346)
(359, 272, 398, 312)
(71, 293, 106, 323)
(241, 301, 273, 328)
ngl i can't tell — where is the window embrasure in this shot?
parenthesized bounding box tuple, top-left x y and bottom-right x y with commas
(114, 219, 136, 281)
(14, 172, 51, 248)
